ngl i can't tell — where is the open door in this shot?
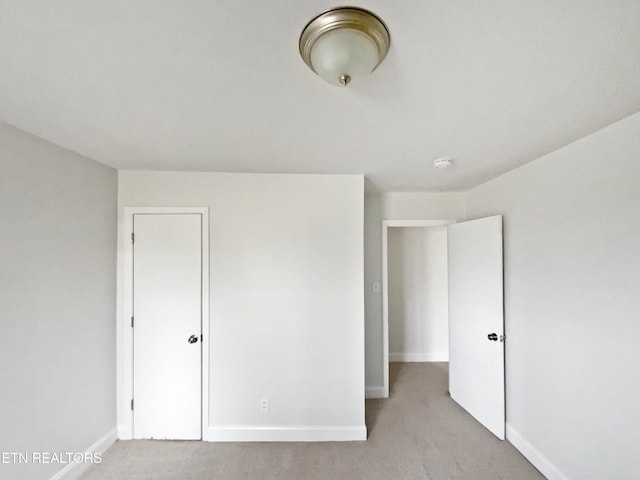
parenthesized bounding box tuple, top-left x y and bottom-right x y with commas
(447, 215, 505, 439)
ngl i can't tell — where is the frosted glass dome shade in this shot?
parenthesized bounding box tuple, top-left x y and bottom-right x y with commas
(310, 29, 379, 86)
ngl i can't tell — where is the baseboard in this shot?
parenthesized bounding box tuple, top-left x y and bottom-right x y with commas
(365, 386, 386, 399)
(204, 425, 367, 442)
(389, 352, 449, 362)
(506, 424, 568, 480)
(50, 428, 117, 480)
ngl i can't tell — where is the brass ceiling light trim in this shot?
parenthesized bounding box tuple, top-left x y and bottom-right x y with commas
(299, 7, 390, 86)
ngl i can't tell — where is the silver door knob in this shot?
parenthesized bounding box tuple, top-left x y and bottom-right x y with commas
(188, 335, 199, 344)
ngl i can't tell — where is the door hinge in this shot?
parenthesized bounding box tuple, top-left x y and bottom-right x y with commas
(131, 399, 134, 410)
(131, 232, 134, 244)
(131, 316, 134, 328)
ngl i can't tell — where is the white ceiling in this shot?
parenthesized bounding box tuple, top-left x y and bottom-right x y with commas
(1, 0, 639, 192)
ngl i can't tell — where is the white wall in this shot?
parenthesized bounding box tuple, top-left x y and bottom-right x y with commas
(0, 123, 117, 480)
(382, 192, 466, 220)
(466, 112, 640, 480)
(388, 226, 449, 362)
(117, 171, 365, 441)
(364, 192, 465, 395)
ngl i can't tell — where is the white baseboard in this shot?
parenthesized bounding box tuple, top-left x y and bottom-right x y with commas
(204, 425, 367, 442)
(365, 386, 386, 399)
(506, 424, 568, 480)
(389, 352, 448, 362)
(50, 428, 117, 480)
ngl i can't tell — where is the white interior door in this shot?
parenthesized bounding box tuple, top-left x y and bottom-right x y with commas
(133, 213, 202, 440)
(447, 215, 505, 439)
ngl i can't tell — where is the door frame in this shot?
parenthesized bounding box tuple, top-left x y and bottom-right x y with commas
(381, 219, 456, 398)
(117, 207, 210, 439)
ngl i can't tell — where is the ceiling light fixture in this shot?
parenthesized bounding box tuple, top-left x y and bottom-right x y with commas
(299, 7, 390, 86)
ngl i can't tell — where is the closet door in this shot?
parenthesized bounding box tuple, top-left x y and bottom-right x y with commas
(133, 213, 202, 440)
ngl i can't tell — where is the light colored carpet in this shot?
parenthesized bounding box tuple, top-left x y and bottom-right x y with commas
(83, 363, 544, 480)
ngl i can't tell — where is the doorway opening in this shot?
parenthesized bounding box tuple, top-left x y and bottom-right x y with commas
(381, 216, 506, 440)
(382, 220, 455, 397)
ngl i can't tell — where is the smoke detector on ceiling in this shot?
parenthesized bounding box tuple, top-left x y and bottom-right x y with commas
(434, 157, 454, 169)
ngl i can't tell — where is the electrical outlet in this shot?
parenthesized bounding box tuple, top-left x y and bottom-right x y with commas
(260, 398, 270, 413)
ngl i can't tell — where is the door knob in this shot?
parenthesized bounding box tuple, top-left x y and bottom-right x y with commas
(188, 335, 199, 344)
(487, 333, 498, 341)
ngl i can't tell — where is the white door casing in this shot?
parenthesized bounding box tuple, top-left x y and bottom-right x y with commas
(447, 215, 505, 439)
(117, 207, 209, 441)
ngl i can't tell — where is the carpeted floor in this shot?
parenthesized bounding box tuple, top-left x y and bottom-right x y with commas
(82, 363, 544, 479)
